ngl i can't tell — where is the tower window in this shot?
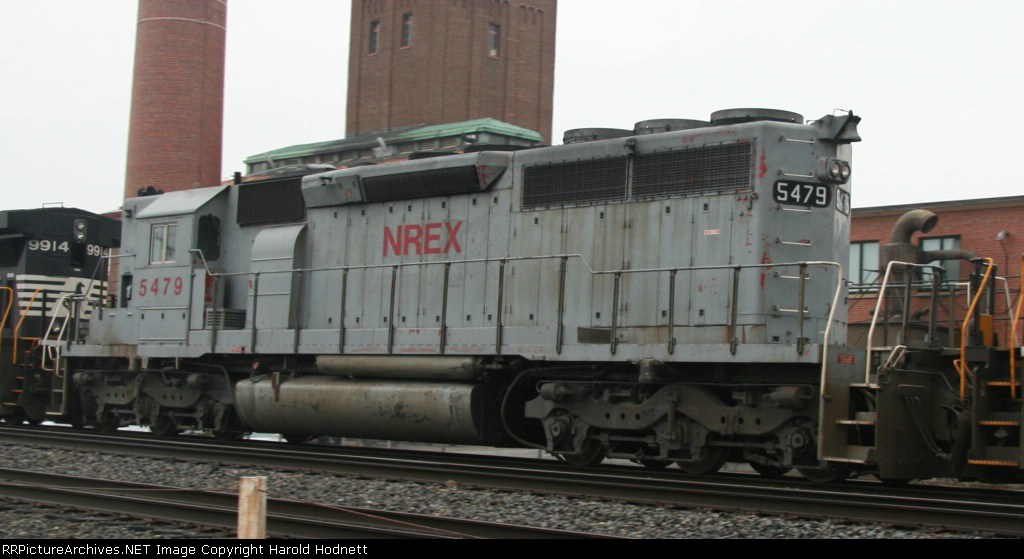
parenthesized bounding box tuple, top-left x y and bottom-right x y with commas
(369, 20, 380, 54)
(401, 14, 413, 47)
(488, 24, 501, 57)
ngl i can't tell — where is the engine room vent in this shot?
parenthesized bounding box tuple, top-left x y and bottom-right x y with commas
(562, 128, 634, 145)
(237, 177, 306, 227)
(633, 119, 709, 135)
(361, 165, 481, 203)
(523, 156, 628, 209)
(633, 142, 754, 199)
(710, 108, 804, 126)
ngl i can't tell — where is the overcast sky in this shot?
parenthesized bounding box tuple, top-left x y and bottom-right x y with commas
(2, 0, 1022, 214)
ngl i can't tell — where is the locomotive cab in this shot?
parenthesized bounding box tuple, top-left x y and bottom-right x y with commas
(0, 207, 119, 424)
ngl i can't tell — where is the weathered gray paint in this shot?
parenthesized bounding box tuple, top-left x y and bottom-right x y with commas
(71, 114, 854, 366)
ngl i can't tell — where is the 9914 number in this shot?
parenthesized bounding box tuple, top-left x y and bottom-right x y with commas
(773, 181, 832, 209)
(27, 239, 104, 256)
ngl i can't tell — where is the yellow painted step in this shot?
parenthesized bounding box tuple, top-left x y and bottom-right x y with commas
(968, 459, 1020, 468)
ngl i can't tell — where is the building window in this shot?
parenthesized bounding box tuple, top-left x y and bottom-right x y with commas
(921, 236, 962, 287)
(150, 223, 178, 265)
(488, 24, 501, 57)
(401, 14, 413, 47)
(369, 20, 380, 54)
(849, 241, 880, 293)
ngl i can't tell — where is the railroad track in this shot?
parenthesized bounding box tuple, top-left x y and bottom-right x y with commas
(0, 467, 609, 539)
(2, 426, 1023, 537)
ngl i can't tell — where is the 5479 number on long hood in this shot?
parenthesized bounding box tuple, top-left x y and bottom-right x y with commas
(773, 181, 832, 209)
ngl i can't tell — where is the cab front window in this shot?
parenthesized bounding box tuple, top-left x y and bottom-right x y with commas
(150, 223, 177, 265)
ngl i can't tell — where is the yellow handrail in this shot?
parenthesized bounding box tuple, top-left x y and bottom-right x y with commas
(0, 287, 13, 362)
(12, 288, 44, 365)
(1010, 255, 1024, 400)
(957, 258, 995, 401)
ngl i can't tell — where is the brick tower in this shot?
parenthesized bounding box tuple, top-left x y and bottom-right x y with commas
(124, 0, 227, 199)
(347, 0, 557, 144)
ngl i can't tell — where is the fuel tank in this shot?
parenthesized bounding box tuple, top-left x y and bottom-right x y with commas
(234, 376, 485, 444)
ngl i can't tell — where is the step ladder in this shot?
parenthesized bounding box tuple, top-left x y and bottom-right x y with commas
(964, 255, 1023, 470)
(966, 369, 1021, 469)
(818, 347, 877, 465)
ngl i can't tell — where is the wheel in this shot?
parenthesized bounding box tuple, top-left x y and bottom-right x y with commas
(749, 461, 791, 479)
(212, 409, 245, 441)
(638, 459, 670, 470)
(676, 445, 729, 475)
(560, 441, 606, 467)
(282, 433, 314, 445)
(797, 464, 853, 483)
(95, 412, 120, 433)
(213, 428, 244, 442)
(5, 408, 28, 426)
(150, 414, 180, 437)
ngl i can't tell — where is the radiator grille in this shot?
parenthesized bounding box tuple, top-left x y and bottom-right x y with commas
(237, 178, 306, 227)
(633, 142, 753, 198)
(522, 157, 627, 209)
(362, 166, 481, 203)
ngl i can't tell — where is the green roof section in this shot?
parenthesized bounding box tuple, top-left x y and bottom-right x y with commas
(245, 118, 544, 164)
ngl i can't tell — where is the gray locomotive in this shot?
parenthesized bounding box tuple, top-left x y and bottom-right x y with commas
(9, 108, 1022, 483)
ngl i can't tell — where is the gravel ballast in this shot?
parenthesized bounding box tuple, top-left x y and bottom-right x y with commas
(0, 440, 999, 539)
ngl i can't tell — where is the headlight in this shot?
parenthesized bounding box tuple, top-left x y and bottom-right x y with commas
(73, 219, 87, 241)
(817, 158, 851, 184)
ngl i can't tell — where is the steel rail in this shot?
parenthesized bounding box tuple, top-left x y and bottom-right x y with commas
(1, 426, 1023, 537)
(0, 467, 609, 539)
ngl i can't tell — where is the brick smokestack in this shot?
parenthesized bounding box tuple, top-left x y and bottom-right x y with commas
(125, 0, 227, 199)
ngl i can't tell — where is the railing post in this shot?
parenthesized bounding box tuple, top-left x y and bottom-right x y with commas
(928, 268, 940, 345)
(440, 263, 450, 354)
(667, 270, 677, 355)
(210, 275, 220, 353)
(611, 272, 621, 355)
(796, 263, 807, 355)
(387, 266, 398, 354)
(249, 273, 260, 352)
(292, 270, 304, 354)
(184, 267, 195, 346)
(495, 259, 506, 355)
(730, 266, 741, 355)
(39, 291, 48, 341)
(900, 269, 913, 345)
(338, 269, 348, 354)
(556, 257, 567, 355)
(948, 282, 957, 348)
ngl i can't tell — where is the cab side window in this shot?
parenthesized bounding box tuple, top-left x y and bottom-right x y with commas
(150, 223, 177, 265)
(197, 215, 221, 262)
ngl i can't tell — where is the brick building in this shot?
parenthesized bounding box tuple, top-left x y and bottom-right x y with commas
(849, 196, 1024, 346)
(124, 0, 227, 198)
(346, 0, 557, 144)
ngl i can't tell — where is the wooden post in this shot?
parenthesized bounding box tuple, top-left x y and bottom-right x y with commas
(238, 476, 267, 539)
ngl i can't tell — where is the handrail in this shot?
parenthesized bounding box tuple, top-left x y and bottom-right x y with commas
(204, 253, 844, 363)
(1011, 255, 1024, 400)
(40, 294, 75, 373)
(862, 260, 945, 383)
(954, 277, 1014, 326)
(12, 288, 44, 364)
(0, 287, 13, 362)
(956, 258, 995, 401)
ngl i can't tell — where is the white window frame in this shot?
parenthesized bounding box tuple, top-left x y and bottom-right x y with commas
(150, 223, 178, 265)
